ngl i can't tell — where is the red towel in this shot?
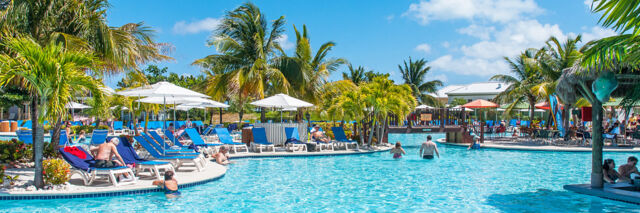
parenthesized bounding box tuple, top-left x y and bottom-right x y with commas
(64, 146, 87, 159)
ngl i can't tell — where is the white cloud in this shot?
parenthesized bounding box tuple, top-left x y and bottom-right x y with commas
(428, 74, 448, 83)
(579, 26, 617, 43)
(415, 43, 432, 54)
(386, 15, 395, 22)
(584, 0, 594, 8)
(276, 34, 295, 50)
(173, 17, 221, 35)
(404, 0, 542, 25)
(441, 41, 450, 48)
(457, 24, 495, 40)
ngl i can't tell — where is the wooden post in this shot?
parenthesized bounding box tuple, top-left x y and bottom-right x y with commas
(591, 99, 604, 188)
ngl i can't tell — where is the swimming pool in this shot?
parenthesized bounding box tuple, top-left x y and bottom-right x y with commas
(1, 133, 639, 212)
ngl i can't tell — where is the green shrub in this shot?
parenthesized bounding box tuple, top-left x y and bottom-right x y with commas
(0, 140, 31, 164)
(42, 158, 70, 185)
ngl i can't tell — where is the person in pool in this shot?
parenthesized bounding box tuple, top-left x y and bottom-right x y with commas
(390, 142, 406, 159)
(467, 133, 480, 150)
(618, 156, 640, 180)
(419, 135, 440, 159)
(153, 171, 181, 198)
(603, 159, 629, 183)
(215, 146, 232, 165)
(75, 130, 86, 144)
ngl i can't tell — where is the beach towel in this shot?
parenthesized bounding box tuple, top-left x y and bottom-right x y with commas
(64, 146, 87, 159)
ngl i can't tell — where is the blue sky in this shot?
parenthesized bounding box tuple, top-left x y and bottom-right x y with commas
(105, 0, 615, 89)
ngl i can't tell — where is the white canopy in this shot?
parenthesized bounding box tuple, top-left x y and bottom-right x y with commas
(117, 81, 208, 98)
(65, 101, 91, 109)
(136, 96, 216, 105)
(176, 105, 204, 111)
(281, 107, 297, 111)
(250, 93, 313, 108)
(415, 104, 433, 109)
(110, 106, 128, 110)
(181, 99, 229, 108)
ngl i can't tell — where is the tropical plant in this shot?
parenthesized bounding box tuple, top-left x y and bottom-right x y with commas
(491, 48, 541, 120)
(398, 57, 443, 106)
(342, 64, 368, 85)
(42, 158, 70, 185)
(0, 37, 103, 188)
(277, 25, 346, 105)
(450, 98, 468, 107)
(194, 2, 289, 126)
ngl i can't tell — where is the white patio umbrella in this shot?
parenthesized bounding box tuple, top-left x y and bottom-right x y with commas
(415, 104, 433, 110)
(251, 94, 313, 143)
(451, 106, 473, 112)
(118, 82, 209, 153)
(66, 101, 91, 120)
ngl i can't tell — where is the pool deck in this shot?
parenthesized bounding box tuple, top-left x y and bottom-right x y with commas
(436, 138, 640, 152)
(0, 145, 392, 200)
(564, 183, 640, 204)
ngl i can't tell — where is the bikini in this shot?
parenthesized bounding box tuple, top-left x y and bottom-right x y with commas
(164, 183, 181, 196)
(393, 153, 402, 159)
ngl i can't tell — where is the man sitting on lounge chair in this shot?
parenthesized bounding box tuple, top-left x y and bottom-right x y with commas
(311, 125, 330, 143)
(90, 137, 133, 181)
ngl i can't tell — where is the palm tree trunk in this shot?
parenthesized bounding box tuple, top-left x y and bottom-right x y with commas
(358, 121, 365, 145)
(260, 107, 266, 123)
(591, 100, 604, 188)
(144, 112, 149, 133)
(562, 105, 571, 141)
(367, 113, 376, 146)
(32, 98, 44, 189)
(51, 118, 63, 147)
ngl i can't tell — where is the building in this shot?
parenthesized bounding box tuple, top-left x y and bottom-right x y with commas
(431, 82, 510, 105)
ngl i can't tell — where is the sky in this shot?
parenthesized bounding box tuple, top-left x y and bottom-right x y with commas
(104, 0, 616, 89)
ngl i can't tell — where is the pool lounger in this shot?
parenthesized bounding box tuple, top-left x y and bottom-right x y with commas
(134, 135, 206, 172)
(59, 146, 137, 187)
(284, 127, 307, 152)
(214, 128, 249, 153)
(115, 136, 175, 180)
(172, 129, 222, 156)
(331, 127, 359, 150)
(251, 128, 276, 153)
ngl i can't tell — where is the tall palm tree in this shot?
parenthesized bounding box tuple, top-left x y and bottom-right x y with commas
(0, 37, 104, 188)
(491, 49, 541, 119)
(194, 2, 289, 126)
(342, 64, 368, 85)
(534, 35, 583, 132)
(277, 25, 346, 105)
(398, 57, 443, 106)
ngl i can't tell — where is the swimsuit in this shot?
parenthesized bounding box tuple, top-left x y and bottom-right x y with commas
(422, 155, 434, 159)
(393, 153, 402, 159)
(93, 160, 116, 168)
(164, 184, 181, 196)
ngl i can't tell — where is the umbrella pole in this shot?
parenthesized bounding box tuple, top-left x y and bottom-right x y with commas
(173, 99, 177, 146)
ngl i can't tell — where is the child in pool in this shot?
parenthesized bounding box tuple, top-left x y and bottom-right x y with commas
(390, 142, 406, 159)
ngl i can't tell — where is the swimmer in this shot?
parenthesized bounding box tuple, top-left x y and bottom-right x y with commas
(390, 142, 406, 159)
(419, 135, 439, 159)
(153, 171, 181, 198)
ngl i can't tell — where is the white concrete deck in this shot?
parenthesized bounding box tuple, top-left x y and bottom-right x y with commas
(437, 138, 640, 152)
(228, 145, 393, 158)
(0, 162, 226, 197)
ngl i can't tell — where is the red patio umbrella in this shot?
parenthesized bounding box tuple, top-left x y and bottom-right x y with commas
(462, 99, 499, 109)
(535, 101, 564, 110)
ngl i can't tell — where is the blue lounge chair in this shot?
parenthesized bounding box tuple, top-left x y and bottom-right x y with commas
(202, 126, 214, 136)
(214, 128, 248, 153)
(113, 121, 125, 134)
(251, 127, 275, 153)
(184, 128, 223, 155)
(58, 146, 136, 186)
(49, 130, 69, 146)
(141, 132, 197, 155)
(91, 129, 109, 145)
(112, 136, 174, 180)
(148, 131, 190, 149)
(16, 130, 33, 144)
(284, 127, 307, 152)
(331, 127, 359, 150)
(133, 135, 205, 171)
(21, 120, 32, 129)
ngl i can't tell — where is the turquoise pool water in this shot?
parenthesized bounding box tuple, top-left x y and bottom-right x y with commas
(1, 133, 640, 212)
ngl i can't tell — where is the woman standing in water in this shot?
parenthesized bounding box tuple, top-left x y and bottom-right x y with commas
(390, 142, 406, 159)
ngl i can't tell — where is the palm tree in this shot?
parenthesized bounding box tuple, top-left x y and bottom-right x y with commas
(398, 57, 443, 106)
(0, 37, 104, 188)
(277, 25, 346, 105)
(491, 49, 541, 120)
(342, 64, 368, 85)
(194, 2, 289, 127)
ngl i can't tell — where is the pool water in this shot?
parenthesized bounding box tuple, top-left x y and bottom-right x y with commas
(2, 133, 640, 212)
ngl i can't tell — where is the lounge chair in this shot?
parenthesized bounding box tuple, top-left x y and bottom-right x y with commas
(284, 127, 307, 152)
(183, 128, 223, 155)
(331, 127, 359, 150)
(133, 135, 206, 172)
(251, 127, 276, 153)
(113, 136, 174, 180)
(49, 130, 69, 146)
(91, 129, 109, 145)
(141, 132, 198, 155)
(148, 131, 190, 149)
(214, 128, 249, 153)
(16, 130, 33, 144)
(58, 146, 137, 186)
(113, 121, 126, 135)
(202, 126, 214, 136)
